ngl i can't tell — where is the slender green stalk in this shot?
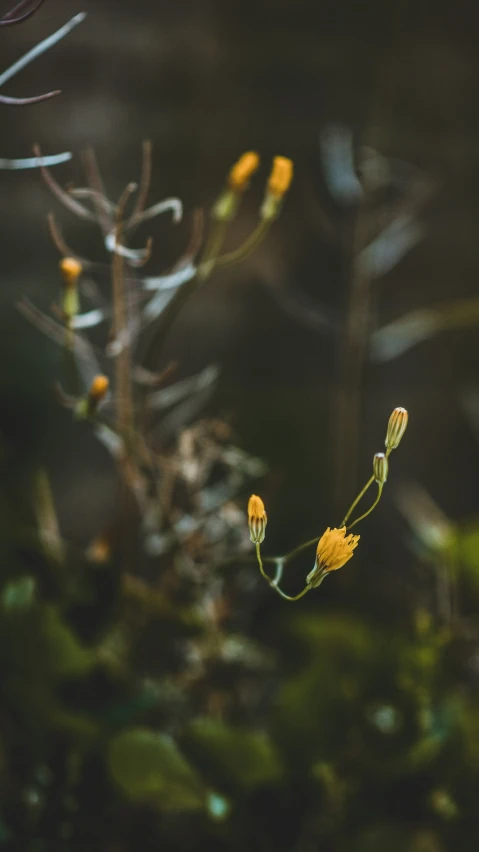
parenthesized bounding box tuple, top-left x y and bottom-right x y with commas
(215, 220, 269, 267)
(255, 544, 311, 602)
(197, 221, 228, 280)
(340, 474, 375, 527)
(347, 484, 383, 530)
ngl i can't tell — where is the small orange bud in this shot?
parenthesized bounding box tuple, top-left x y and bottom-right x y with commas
(385, 407, 408, 451)
(248, 494, 267, 544)
(59, 257, 83, 288)
(86, 535, 111, 564)
(228, 151, 260, 192)
(267, 156, 293, 199)
(89, 374, 109, 404)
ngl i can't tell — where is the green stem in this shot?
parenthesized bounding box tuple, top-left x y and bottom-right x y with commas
(284, 536, 321, 562)
(255, 545, 311, 602)
(272, 584, 311, 602)
(255, 542, 274, 584)
(197, 220, 228, 281)
(215, 220, 269, 267)
(347, 483, 383, 530)
(340, 474, 375, 527)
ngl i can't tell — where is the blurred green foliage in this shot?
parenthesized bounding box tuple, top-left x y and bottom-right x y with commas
(3, 475, 479, 851)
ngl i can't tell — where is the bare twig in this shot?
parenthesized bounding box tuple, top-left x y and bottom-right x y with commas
(0, 12, 86, 87)
(0, 0, 45, 26)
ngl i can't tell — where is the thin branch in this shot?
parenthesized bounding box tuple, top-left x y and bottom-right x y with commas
(70, 186, 116, 220)
(0, 12, 86, 87)
(128, 197, 182, 231)
(110, 183, 136, 435)
(81, 147, 112, 236)
(33, 144, 96, 220)
(130, 139, 153, 222)
(0, 151, 71, 169)
(0, 0, 45, 26)
(47, 212, 89, 264)
(0, 89, 60, 105)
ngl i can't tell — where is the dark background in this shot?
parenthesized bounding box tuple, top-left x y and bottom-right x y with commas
(2, 1, 479, 850)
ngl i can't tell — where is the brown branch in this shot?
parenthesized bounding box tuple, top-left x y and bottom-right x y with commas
(0, 0, 45, 26)
(0, 89, 60, 105)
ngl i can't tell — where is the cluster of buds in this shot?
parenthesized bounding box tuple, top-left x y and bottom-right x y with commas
(247, 406, 409, 601)
(212, 152, 293, 224)
(369, 407, 409, 482)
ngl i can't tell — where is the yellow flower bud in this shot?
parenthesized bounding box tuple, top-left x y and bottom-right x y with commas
(373, 452, 388, 484)
(260, 156, 294, 221)
(248, 494, 267, 544)
(267, 156, 294, 199)
(86, 534, 111, 564)
(59, 257, 82, 288)
(228, 151, 260, 193)
(385, 407, 408, 451)
(89, 374, 109, 404)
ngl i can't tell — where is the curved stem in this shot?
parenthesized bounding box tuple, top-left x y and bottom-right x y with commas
(271, 584, 311, 602)
(347, 483, 383, 530)
(284, 536, 321, 562)
(255, 542, 274, 584)
(255, 545, 311, 602)
(197, 221, 228, 281)
(340, 474, 375, 527)
(215, 220, 270, 267)
(271, 558, 285, 587)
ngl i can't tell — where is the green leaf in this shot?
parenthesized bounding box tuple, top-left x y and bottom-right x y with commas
(2, 576, 36, 611)
(459, 523, 479, 591)
(109, 728, 204, 811)
(41, 606, 93, 677)
(186, 718, 283, 790)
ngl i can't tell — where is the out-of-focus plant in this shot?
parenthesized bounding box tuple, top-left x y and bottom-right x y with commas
(0, 145, 294, 843)
(0, 2, 85, 170)
(19, 147, 293, 525)
(313, 128, 437, 503)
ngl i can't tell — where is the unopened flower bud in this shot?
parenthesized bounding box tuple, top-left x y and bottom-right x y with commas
(385, 407, 408, 451)
(89, 374, 109, 404)
(59, 257, 82, 324)
(248, 494, 267, 544)
(76, 374, 110, 419)
(260, 156, 294, 221)
(86, 534, 111, 564)
(228, 151, 260, 193)
(267, 156, 294, 199)
(59, 257, 82, 288)
(373, 452, 388, 484)
(212, 152, 260, 224)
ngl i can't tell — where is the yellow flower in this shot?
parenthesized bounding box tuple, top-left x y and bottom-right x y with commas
(248, 494, 267, 544)
(228, 151, 260, 192)
(267, 156, 294, 199)
(306, 527, 360, 588)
